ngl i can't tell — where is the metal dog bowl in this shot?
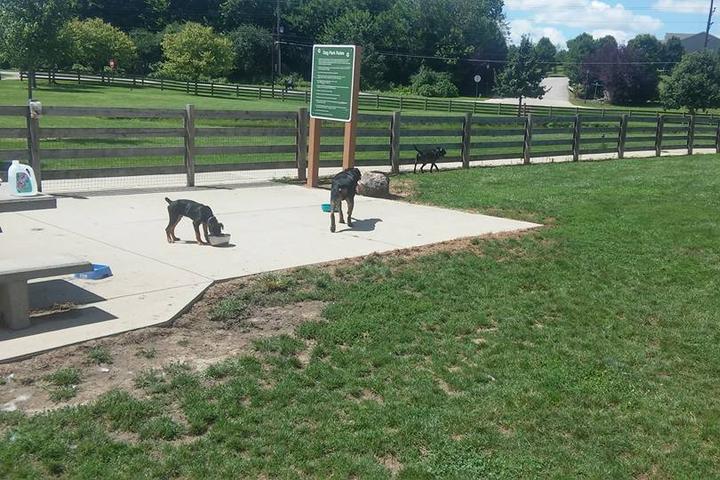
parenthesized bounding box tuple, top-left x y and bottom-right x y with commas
(74, 264, 112, 280)
(208, 233, 231, 246)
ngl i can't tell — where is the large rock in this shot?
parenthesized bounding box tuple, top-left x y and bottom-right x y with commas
(358, 171, 390, 198)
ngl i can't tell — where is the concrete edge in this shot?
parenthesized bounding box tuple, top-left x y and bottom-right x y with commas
(0, 224, 544, 364)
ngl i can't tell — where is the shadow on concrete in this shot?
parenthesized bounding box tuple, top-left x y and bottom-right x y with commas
(0, 306, 117, 341)
(29, 280, 105, 310)
(339, 218, 383, 232)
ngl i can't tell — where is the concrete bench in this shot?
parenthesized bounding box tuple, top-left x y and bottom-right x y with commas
(0, 257, 92, 330)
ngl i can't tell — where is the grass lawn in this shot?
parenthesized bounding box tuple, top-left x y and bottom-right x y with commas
(2, 154, 719, 478)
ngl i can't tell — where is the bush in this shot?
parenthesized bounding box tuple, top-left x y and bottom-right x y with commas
(158, 22, 234, 81)
(61, 18, 137, 73)
(409, 66, 459, 98)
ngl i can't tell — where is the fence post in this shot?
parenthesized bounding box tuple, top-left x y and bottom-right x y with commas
(160, 78, 164, 91)
(715, 119, 720, 154)
(399, 96, 404, 111)
(77, 71, 81, 84)
(654, 114, 664, 157)
(448, 99, 452, 112)
(186, 81, 190, 94)
(194, 81, 198, 96)
(236, 84, 239, 97)
(617, 114, 629, 159)
(376, 94, 380, 110)
(183, 104, 196, 187)
(461, 113, 472, 169)
(296, 107, 308, 181)
(687, 115, 695, 155)
(390, 111, 402, 174)
(26, 105, 42, 192)
(523, 113, 533, 165)
(573, 113, 580, 162)
(472, 101, 477, 115)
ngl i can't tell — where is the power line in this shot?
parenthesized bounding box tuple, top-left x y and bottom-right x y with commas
(278, 40, 682, 66)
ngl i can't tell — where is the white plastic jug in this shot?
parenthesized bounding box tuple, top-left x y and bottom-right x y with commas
(8, 160, 38, 196)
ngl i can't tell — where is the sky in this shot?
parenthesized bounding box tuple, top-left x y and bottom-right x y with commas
(505, 0, 719, 48)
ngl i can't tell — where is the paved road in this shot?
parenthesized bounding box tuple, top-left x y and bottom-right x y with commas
(0, 70, 20, 80)
(484, 76, 577, 108)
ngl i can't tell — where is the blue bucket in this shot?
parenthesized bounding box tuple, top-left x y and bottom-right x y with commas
(321, 203, 332, 213)
(74, 264, 112, 280)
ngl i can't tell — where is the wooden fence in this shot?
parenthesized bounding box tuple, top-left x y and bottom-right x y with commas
(0, 104, 718, 191)
(20, 71, 720, 122)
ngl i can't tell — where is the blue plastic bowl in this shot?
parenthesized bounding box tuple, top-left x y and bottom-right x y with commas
(321, 203, 332, 213)
(74, 264, 112, 280)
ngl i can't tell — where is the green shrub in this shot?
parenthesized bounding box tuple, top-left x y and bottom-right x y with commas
(409, 66, 459, 98)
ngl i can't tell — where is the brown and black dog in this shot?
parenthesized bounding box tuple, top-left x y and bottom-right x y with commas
(165, 197, 224, 245)
(329, 167, 362, 233)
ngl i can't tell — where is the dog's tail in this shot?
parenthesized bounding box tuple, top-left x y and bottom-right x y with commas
(165, 197, 172, 204)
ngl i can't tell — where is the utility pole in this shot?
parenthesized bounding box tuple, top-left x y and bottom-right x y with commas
(276, 0, 282, 77)
(705, 0, 716, 49)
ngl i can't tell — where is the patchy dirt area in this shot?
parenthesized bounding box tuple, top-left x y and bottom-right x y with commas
(0, 275, 325, 414)
(0, 224, 540, 415)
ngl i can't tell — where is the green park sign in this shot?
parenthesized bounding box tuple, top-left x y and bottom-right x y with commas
(310, 45, 357, 122)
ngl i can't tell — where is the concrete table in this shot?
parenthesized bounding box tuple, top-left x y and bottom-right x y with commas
(0, 257, 92, 329)
(0, 185, 56, 213)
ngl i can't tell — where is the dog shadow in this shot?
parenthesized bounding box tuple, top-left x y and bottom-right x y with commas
(338, 218, 383, 232)
(171, 240, 237, 248)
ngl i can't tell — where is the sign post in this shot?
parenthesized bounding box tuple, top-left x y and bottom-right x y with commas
(473, 74, 481, 98)
(307, 45, 362, 187)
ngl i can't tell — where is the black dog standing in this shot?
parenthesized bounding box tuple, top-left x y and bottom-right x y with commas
(413, 145, 446, 173)
(165, 198, 224, 245)
(329, 167, 362, 233)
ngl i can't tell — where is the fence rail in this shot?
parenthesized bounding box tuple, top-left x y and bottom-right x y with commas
(0, 104, 718, 192)
(19, 71, 720, 121)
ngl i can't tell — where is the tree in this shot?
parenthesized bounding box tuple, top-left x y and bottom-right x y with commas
(0, 0, 74, 95)
(320, 9, 388, 89)
(158, 23, 234, 81)
(585, 43, 658, 105)
(129, 29, 164, 75)
(661, 51, 720, 114)
(494, 36, 545, 115)
(409, 66, 459, 97)
(627, 34, 664, 65)
(62, 18, 138, 73)
(228, 24, 272, 83)
(663, 37, 685, 70)
(221, 0, 277, 30)
(565, 33, 597, 86)
(75, 0, 169, 31)
(534, 37, 557, 75)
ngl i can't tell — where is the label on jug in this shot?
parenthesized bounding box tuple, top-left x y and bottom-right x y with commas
(16, 171, 32, 193)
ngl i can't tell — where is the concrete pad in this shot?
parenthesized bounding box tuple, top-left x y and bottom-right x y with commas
(0, 183, 539, 361)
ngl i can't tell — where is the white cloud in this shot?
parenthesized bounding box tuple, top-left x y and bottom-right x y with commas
(653, 0, 708, 13)
(506, 0, 663, 47)
(509, 19, 568, 46)
(590, 29, 635, 45)
(532, 1, 662, 33)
